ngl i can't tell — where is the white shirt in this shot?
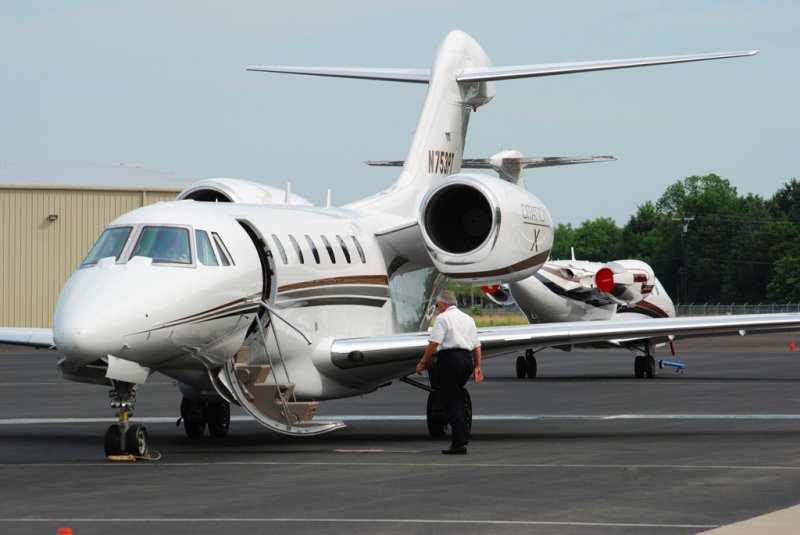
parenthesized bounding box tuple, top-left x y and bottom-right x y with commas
(429, 306, 480, 351)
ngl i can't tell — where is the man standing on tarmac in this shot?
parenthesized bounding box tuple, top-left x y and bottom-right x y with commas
(415, 290, 483, 454)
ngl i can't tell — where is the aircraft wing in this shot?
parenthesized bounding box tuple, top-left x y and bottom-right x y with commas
(330, 313, 800, 369)
(0, 328, 55, 349)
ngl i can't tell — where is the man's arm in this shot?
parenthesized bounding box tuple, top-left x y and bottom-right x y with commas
(415, 341, 439, 375)
(472, 345, 483, 383)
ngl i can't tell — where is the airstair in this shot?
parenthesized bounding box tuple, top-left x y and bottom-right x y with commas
(213, 303, 344, 436)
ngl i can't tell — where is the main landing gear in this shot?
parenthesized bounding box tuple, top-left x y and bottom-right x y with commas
(399, 366, 473, 440)
(104, 380, 151, 458)
(515, 348, 538, 379)
(632, 342, 657, 379)
(179, 397, 231, 438)
(634, 354, 657, 378)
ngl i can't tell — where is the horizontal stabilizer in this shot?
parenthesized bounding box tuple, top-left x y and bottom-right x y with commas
(365, 156, 614, 168)
(462, 155, 616, 169)
(457, 50, 758, 83)
(367, 151, 615, 184)
(249, 51, 757, 87)
(246, 66, 430, 84)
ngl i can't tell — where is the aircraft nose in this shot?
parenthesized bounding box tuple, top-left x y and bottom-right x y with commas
(54, 312, 119, 365)
(53, 272, 143, 364)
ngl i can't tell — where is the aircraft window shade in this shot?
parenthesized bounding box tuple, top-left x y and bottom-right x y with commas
(81, 226, 133, 265)
(351, 235, 366, 263)
(320, 235, 336, 263)
(271, 234, 288, 264)
(336, 235, 351, 263)
(305, 235, 321, 264)
(211, 232, 233, 266)
(195, 230, 219, 266)
(132, 226, 192, 264)
(288, 234, 304, 263)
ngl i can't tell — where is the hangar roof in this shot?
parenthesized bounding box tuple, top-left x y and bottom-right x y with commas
(0, 161, 204, 190)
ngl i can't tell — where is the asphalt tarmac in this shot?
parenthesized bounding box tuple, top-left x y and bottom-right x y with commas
(2, 333, 800, 534)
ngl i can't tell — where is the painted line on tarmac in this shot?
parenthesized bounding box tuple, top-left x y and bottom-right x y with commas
(3, 413, 800, 425)
(5, 460, 800, 471)
(0, 518, 717, 529)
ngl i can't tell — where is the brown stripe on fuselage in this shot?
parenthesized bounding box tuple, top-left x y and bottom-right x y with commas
(278, 275, 389, 293)
(168, 296, 254, 323)
(631, 299, 672, 319)
(441, 250, 551, 279)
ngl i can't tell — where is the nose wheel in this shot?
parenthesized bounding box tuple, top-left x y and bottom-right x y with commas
(104, 381, 153, 459)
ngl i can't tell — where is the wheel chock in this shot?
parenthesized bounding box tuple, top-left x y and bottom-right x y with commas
(106, 454, 137, 462)
(106, 450, 162, 462)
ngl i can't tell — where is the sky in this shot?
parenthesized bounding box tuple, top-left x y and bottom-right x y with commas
(1, 1, 797, 226)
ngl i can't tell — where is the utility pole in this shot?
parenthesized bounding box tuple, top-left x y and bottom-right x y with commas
(672, 215, 694, 304)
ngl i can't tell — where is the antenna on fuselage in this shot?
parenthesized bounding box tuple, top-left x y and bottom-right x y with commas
(326, 189, 332, 208)
(284, 182, 292, 205)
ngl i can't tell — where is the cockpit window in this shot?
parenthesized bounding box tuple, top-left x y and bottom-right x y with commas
(132, 226, 192, 264)
(81, 226, 133, 266)
(195, 230, 219, 266)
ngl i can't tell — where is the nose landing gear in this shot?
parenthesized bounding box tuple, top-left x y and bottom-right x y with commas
(104, 380, 158, 461)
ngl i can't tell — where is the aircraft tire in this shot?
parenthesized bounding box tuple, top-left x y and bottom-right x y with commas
(515, 356, 527, 378)
(207, 401, 231, 438)
(426, 392, 448, 438)
(181, 397, 207, 438)
(644, 356, 657, 379)
(525, 354, 537, 379)
(126, 424, 148, 457)
(104, 425, 121, 456)
(634, 356, 645, 378)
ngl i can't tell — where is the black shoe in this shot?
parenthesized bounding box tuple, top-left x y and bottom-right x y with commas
(441, 444, 467, 455)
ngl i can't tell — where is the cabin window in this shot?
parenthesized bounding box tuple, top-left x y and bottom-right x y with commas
(271, 234, 288, 264)
(288, 234, 304, 263)
(336, 235, 351, 264)
(81, 226, 132, 266)
(351, 235, 366, 263)
(305, 235, 321, 264)
(132, 226, 192, 264)
(320, 235, 336, 263)
(195, 230, 219, 266)
(212, 232, 233, 266)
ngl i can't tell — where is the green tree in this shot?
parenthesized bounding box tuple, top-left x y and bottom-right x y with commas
(769, 178, 800, 222)
(767, 255, 800, 303)
(655, 174, 740, 303)
(550, 223, 575, 260)
(620, 201, 679, 299)
(570, 217, 623, 261)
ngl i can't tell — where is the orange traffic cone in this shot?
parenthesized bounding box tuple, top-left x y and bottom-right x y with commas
(791, 340, 796, 351)
(57, 529, 73, 535)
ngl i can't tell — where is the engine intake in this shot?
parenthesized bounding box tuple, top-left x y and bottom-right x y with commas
(424, 184, 494, 254)
(419, 174, 553, 284)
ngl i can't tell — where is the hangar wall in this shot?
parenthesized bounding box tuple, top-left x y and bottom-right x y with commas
(0, 185, 180, 328)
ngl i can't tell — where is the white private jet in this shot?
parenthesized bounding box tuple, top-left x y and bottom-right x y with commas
(3, 31, 798, 458)
(447, 150, 677, 378)
(483, 251, 676, 379)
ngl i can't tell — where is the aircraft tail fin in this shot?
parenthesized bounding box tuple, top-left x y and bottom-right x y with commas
(248, 33, 757, 220)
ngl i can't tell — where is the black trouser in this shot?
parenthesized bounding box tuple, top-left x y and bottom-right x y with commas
(435, 348, 473, 447)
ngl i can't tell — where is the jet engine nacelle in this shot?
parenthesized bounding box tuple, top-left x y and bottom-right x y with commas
(580, 260, 655, 305)
(177, 178, 313, 205)
(418, 173, 553, 284)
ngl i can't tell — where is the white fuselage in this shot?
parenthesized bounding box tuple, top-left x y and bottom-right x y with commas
(53, 200, 443, 399)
